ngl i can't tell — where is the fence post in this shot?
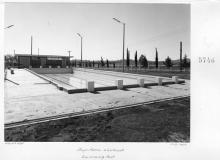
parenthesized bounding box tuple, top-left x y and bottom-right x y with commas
(115, 80, 123, 89)
(156, 77, 163, 86)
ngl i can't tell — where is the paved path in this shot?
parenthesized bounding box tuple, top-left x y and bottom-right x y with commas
(4, 69, 190, 124)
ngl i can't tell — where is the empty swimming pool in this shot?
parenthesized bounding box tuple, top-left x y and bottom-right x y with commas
(40, 68, 182, 93)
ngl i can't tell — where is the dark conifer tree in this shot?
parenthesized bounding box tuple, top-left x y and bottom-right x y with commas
(155, 48, 158, 68)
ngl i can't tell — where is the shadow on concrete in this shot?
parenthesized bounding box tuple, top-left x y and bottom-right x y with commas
(144, 86, 152, 89)
(92, 91, 101, 94)
(121, 88, 130, 91)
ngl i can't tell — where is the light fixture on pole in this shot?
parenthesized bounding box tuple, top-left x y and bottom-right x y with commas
(4, 25, 14, 30)
(4, 25, 15, 69)
(76, 33, 83, 68)
(113, 18, 125, 72)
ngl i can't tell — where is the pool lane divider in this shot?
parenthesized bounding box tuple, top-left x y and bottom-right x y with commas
(25, 68, 185, 94)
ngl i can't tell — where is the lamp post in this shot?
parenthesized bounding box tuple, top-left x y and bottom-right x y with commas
(31, 36, 33, 55)
(67, 50, 71, 67)
(4, 25, 14, 30)
(113, 18, 125, 72)
(4, 25, 15, 69)
(4, 25, 15, 55)
(77, 33, 83, 68)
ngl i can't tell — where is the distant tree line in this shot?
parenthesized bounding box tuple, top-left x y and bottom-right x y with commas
(5, 41, 190, 71)
(70, 49, 190, 70)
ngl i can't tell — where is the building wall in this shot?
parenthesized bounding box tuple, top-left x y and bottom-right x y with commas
(19, 56, 30, 68)
(17, 55, 70, 68)
(30, 68, 73, 74)
(62, 58, 66, 67)
(31, 57, 41, 68)
(40, 57, 47, 67)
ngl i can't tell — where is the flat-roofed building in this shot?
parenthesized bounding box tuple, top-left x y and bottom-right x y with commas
(15, 54, 72, 68)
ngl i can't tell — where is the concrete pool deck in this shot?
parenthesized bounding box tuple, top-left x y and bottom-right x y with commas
(4, 68, 190, 125)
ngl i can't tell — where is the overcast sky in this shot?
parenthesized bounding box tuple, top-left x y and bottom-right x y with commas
(4, 3, 190, 61)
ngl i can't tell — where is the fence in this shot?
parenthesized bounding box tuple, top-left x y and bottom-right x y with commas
(74, 65, 190, 73)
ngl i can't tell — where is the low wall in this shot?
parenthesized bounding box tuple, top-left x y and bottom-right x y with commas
(30, 68, 73, 74)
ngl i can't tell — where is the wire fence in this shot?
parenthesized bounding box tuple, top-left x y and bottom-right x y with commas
(75, 66, 190, 73)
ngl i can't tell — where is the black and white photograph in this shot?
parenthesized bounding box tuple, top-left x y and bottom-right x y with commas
(2, 1, 220, 160)
(3, 3, 191, 142)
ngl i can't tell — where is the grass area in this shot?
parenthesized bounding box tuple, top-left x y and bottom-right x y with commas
(5, 97, 190, 142)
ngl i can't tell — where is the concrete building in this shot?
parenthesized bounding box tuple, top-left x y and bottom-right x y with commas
(15, 54, 72, 68)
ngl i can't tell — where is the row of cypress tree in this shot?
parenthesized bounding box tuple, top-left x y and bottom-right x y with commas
(125, 47, 189, 69)
(72, 44, 189, 69)
(125, 48, 159, 68)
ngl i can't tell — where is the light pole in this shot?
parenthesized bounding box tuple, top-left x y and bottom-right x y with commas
(67, 50, 71, 67)
(4, 25, 15, 55)
(31, 35, 33, 55)
(4, 25, 15, 69)
(4, 25, 14, 30)
(77, 33, 83, 68)
(113, 18, 125, 72)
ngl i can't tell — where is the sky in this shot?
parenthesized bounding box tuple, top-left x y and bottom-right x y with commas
(4, 3, 190, 61)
